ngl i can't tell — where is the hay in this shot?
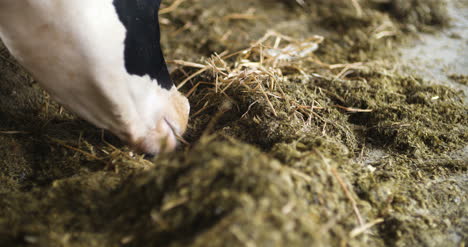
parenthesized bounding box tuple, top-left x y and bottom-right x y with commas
(0, 0, 466, 246)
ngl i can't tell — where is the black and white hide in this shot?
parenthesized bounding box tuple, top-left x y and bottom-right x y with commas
(0, 0, 190, 154)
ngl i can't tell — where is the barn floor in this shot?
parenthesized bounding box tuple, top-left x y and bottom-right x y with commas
(0, 0, 467, 246)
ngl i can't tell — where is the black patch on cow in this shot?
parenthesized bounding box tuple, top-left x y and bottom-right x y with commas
(113, 0, 173, 90)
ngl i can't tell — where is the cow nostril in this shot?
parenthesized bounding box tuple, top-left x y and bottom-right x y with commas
(143, 153, 155, 159)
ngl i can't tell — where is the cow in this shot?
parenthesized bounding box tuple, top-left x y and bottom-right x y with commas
(0, 0, 190, 155)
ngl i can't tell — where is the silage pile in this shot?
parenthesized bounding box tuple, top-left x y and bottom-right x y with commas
(0, 0, 466, 246)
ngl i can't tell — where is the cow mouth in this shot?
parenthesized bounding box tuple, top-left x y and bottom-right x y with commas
(164, 118, 189, 145)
